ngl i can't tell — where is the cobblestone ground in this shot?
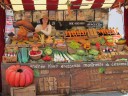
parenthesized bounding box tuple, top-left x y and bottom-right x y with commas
(71, 92, 128, 96)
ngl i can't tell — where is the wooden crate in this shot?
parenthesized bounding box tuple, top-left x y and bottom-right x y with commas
(10, 84, 36, 96)
(2, 56, 17, 63)
(2, 46, 18, 63)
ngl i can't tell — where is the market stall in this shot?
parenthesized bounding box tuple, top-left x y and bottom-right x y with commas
(1, 0, 128, 96)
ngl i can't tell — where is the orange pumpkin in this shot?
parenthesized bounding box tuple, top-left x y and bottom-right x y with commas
(6, 65, 34, 87)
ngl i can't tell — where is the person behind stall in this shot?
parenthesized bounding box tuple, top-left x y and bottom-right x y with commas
(35, 15, 52, 37)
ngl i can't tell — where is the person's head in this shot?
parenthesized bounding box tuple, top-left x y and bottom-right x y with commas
(40, 15, 49, 24)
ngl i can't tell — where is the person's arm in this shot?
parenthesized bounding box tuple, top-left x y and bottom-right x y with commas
(41, 24, 52, 36)
(35, 25, 42, 32)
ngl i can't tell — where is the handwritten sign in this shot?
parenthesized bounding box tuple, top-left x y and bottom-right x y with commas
(28, 62, 128, 69)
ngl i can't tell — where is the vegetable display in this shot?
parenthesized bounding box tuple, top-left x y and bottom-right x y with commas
(68, 41, 80, 49)
(76, 50, 86, 56)
(4, 27, 127, 63)
(89, 49, 99, 56)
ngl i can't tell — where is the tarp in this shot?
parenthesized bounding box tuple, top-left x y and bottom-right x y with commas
(3, 0, 125, 11)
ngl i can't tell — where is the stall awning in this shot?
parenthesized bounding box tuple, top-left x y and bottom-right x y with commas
(2, 0, 126, 11)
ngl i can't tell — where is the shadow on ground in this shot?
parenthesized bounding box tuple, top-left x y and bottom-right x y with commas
(71, 92, 128, 96)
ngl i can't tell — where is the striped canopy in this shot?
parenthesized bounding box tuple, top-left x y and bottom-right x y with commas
(2, 0, 125, 11)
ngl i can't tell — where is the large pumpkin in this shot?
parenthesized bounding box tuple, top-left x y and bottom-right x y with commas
(6, 65, 34, 87)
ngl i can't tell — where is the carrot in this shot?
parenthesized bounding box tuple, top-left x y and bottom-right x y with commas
(105, 29, 108, 34)
(80, 30, 83, 35)
(84, 30, 87, 35)
(68, 31, 71, 37)
(78, 30, 81, 36)
(71, 30, 74, 37)
(74, 30, 76, 36)
(65, 31, 68, 36)
(112, 28, 115, 34)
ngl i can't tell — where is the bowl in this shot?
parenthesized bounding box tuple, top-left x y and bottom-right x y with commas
(29, 50, 42, 60)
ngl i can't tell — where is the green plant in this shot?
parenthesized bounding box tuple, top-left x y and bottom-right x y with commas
(98, 67, 105, 74)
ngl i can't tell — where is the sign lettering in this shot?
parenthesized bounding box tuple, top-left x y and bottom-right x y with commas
(29, 62, 128, 69)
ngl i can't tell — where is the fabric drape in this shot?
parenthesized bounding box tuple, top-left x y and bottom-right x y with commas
(124, 8, 128, 45)
(0, 7, 5, 92)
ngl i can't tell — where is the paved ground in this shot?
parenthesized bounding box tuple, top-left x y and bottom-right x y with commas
(71, 92, 128, 96)
(1, 92, 128, 96)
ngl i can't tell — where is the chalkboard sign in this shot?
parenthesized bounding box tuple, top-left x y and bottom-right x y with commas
(86, 21, 103, 28)
(13, 20, 103, 29)
(53, 21, 103, 30)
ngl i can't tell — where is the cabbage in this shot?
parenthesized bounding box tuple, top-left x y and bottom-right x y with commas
(89, 49, 99, 56)
(76, 50, 86, 56)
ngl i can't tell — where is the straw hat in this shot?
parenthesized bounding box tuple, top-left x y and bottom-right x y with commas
(40, 14, 49, 24)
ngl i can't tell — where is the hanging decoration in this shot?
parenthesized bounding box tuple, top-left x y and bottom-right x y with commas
(5, 10, 14, 34)
(66, 0, 72, 15)
(116, 2, 123, 14)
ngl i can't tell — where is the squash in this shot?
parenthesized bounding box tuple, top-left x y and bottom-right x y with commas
(31, 43, 42, 51)
(83, 41, 91, 50)
(32, 46, 39, 51)
(17, 26, 29, 40)
(45, 36, 53, 44)
(6, 65, 33, 87)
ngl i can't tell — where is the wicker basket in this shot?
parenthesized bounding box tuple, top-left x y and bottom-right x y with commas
(29, 50, 42, 60)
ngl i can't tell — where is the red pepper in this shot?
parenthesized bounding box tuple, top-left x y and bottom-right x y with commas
(42, 55, 51, 61)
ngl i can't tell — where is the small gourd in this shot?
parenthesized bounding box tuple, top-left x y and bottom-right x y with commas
(31, 43, 42, 51)
(45, 36, 53, 44)
(32, 46, 39, 51)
